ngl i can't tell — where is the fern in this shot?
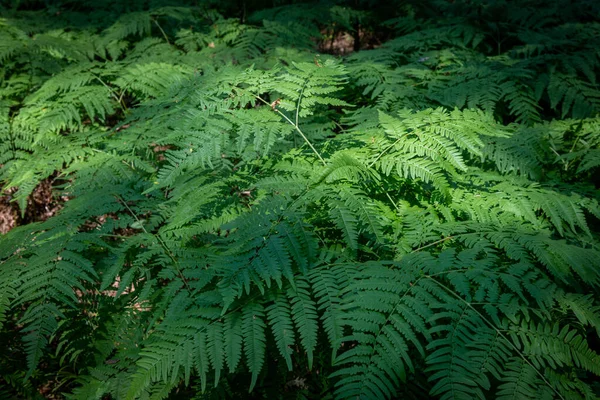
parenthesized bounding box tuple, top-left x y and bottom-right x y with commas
(2, 1, 600, 399)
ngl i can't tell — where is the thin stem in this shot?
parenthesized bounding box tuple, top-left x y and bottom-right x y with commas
(114, 194, 191, 292)
(568, 136, 581, 154)
(411, 236, 455, 253)
(116, 86, 129, 111)
(385, 192, 400, 213)
(92, 75, 127, 114)
(565, 136, 581, 171)
(295, 77, 309, 127)
(368, 136, 403, 168)
(549, 145, 568, 170)
(98, 233, 133, 239)
(7, 114, 16, 159)
(247, 91, 326, 165)
(152, 18, 170, 45)
(280, 111, 326, 165)
(332, 119, 348, 134)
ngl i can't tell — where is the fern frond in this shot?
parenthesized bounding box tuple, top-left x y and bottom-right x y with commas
(556, 292, 600, 336)
(547, 72, 600, 119)
(242, 302, 267, 392)
(331, 262, 430, 399)
(115, 62, 190, 99)
(287, 277, 318, 369)
(511, 321, 600, 375)
(427, 304, 493, 399)
(2, 2, 600, 399)
(496, 358, 549, 400)
(267, 292, 295, 371)
(274, 59, 350, 119)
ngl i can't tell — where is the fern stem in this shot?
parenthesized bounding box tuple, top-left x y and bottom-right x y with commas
(564, 136, 581, 171)
(291, 71, 328, 164)
(113, 194, 191, 292)
(411, 236, 455, 253)
(331, 119, 347, 134)
(92, 75, 127, 114)
(385, 192, 400, 213)
(425, 276, 566, 400)
(288, 116, 327, 166)
(368, 136, 403, 168)
(152, 18, 171, 45)
(98, 233, 136, 239)
(7, 114, 16, 160)
(295, 75, 309, 127)
(549, 145, 568, 170)
(116, 85, 130, 112)
(250, 92, 326, 165)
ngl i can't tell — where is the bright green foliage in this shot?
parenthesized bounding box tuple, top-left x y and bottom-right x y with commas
(1, 0, 600, 399)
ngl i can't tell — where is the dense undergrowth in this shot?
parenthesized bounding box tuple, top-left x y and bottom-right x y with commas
(1, 0, 600, 398)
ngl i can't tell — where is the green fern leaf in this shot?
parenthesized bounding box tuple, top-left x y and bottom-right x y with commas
(267, 292, 295, 371)
(224, 312, 244, 374)
(242, 302, 266, 392)
(287, 277, 318, 370)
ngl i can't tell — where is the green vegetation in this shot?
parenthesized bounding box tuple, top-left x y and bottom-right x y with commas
(1, 0, 600, 398)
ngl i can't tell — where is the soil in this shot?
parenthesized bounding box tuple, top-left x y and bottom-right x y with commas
(0, 178, 63, 234)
